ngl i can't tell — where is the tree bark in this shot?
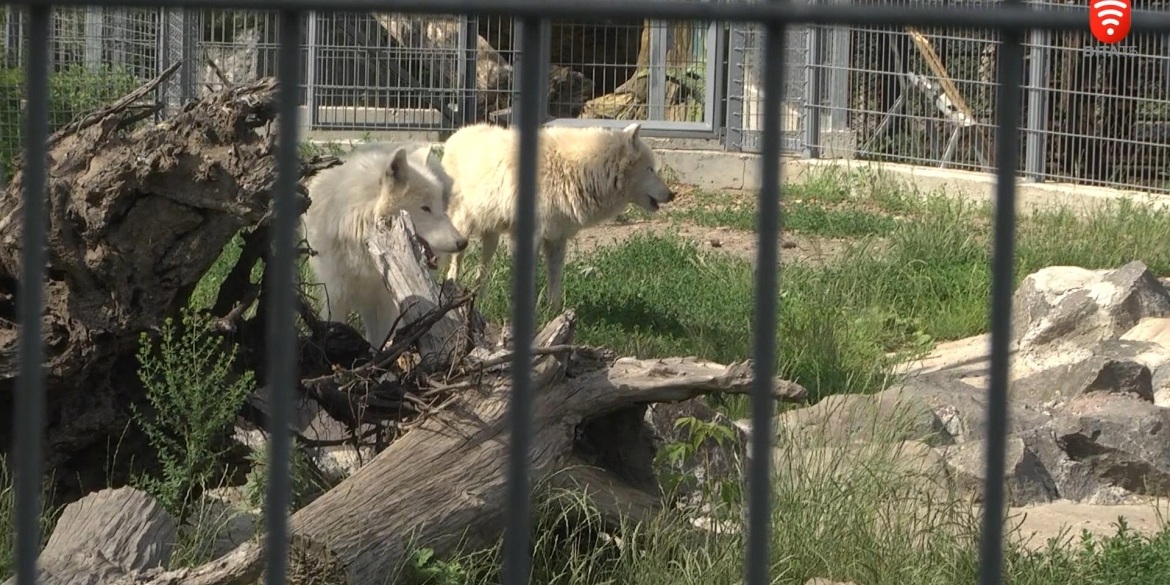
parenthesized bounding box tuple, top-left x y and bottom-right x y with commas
(365, 210, 473, 367)
(0, 65, 304, 492)
(2, 487, 178, 585)
(17, 308, 807, 585)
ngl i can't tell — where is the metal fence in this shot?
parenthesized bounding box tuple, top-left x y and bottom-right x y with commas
(5, 3, 1170, 585)
(761, 0, 1170, 193)
(3, 2, 1167, 192)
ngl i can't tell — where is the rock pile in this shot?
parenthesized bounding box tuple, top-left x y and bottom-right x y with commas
(770, 260, 1170, 507)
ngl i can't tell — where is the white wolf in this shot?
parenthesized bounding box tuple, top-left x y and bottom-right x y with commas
(439, 122, 674, 312)
(302, 143, 467, 347)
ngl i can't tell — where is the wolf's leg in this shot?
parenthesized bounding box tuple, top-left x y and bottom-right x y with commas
(542, 238, 567, 314)
(442, 251, 461, 282)
(358, 300, 399, 350)
(474, 231, 501, 289)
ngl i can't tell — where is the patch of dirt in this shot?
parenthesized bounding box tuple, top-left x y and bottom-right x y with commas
(570, 219, 860, 266)
(1004, 499, 1168, 552)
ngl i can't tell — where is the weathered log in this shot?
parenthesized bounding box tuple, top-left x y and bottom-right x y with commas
(1, 487, 178, 585)
(287, 312, 806, 585)
(365, 210, 471, 366)
(17, 309, 808, 585)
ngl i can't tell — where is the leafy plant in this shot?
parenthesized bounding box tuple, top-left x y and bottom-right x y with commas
(404, 547, 469, 585)
(655, 415, 743, 511)
(132, 307, 255, 519)
(242, 439, 321, 514)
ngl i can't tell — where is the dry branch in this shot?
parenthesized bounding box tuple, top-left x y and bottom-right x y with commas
(365, 210, 470, 365)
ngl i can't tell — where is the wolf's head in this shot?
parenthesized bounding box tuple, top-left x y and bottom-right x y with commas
(375, 146, 468, 266)
(618, 123, 675, 213)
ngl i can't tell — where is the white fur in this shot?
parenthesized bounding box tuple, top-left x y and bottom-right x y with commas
(302, 144, 467, 347)
(439, 122, 674, 312)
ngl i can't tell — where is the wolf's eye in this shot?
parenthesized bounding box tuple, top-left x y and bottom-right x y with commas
(421, 206, 432, 213)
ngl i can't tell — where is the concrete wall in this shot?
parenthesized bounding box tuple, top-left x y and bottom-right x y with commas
(304, 134, 1170, 214)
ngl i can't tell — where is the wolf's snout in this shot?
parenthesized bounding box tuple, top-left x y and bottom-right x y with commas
(455, 236, 469, 252)
(665, 190, 676, 203)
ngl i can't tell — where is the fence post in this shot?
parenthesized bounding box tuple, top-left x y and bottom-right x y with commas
(157, 6, 183, 117)
(649, 19, 667, 121)
(83, 6, 102, 72)
(509, 16, 550, 124)
(825, 0, 852, 158)
(1024, 28, 1049, 182)
(725, 23, 746, 151)
(179, 9, 196, 106)
(305, 10, 318, 134)
(1, 6, 8, 68)
(803, 18, 823, 158)
(459, 14, 478, 128)
(108, 7, 128, 70)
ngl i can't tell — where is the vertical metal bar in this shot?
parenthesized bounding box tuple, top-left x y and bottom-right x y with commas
(826, 3, 850, 137)
(703, 20, 721, 131)
(459, 14, 478, 127)
(502, 15, 547, 585)
(265, 10, 301, 585)
(978, 4, 1025, 585)
(649, 19, 667, 121)
(803, 18, 822, 158)
(725, 24, 746, 151)
(156, 7, 170, 114)
(1023, 28, 1049, 182)
(15, 7, 50, 585)
(83, 6, 102, 72)
(746, 7, 784, 585)
(306, 10, 318, 131)
(179, 8, 196, 106)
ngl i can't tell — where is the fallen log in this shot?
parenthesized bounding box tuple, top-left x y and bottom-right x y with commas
(20, 304, 807, 585)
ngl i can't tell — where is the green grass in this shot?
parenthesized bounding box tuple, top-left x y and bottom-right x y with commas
(164, 167, 1170, 584)
(394, 429, 1170, 585)
(467, 179, 1170, 405)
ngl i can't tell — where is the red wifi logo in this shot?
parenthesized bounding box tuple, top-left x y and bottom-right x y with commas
(1089, 0, 1132, 44)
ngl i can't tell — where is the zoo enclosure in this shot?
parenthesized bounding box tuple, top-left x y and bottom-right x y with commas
(5, 4, 1170, 585)
(1, 1, 1168, 192)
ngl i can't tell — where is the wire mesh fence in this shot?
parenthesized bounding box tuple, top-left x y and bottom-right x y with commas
(1, 2, 1167, 193)
(746, 0, 1169, 193)
(1, 6, 157, 180)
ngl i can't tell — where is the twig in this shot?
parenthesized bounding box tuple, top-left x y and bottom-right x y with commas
(473, 344, 581, 371)
(48, 60, 183, 148)
(205, 56, 234, 89)
(373, 292, 475, 370)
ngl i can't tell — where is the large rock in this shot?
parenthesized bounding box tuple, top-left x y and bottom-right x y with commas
(883, 375, 1052, 444)
(1012, 261, 1170, 352)
(941, 436, 1058, 505)
(1012, 339, 1158, 406)
(1046, 394, 1170, 500)
(1119, 317, 1170, 406)
(774, 390, 955, 446)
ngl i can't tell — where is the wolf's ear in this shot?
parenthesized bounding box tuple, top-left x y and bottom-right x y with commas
(384, 147, 409, 183)
(622, 122, 642, 144)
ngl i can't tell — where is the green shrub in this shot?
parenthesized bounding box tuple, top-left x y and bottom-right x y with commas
(0, 63, 140, 181)
(131, 308, 255, 519)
